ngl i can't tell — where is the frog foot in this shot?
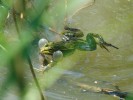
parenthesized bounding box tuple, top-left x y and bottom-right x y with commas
(94, 34, 119, 51)
(99, 40, 119, 52)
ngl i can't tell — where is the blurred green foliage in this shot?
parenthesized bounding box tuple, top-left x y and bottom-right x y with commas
(0, 0, 51, 100)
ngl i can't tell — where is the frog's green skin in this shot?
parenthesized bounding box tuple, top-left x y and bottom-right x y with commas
(61, 26, 84, 40)
(39, 27, 118, 71)
(40, 33, 97, 56)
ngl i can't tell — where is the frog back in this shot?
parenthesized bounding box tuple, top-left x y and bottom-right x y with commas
(52, 41, 76, 56)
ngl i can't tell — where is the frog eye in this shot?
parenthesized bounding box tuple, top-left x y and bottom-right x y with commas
(53, 50, 63, 61)
(38, 38, 48, 49)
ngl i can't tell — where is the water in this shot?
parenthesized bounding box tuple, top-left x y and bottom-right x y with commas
(1, 0, 133, 100)
(42, 0, 133, 100)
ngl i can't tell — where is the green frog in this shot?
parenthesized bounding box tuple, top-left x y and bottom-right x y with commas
(38, 27, 118, 71)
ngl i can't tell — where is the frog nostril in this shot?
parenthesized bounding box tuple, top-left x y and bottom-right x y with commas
(38, 38, 48, 49)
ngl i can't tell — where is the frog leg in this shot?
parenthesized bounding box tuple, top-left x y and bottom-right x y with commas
(34, 54, 46, 72)
(42, 50, 63, 71)
(36, 54, 54, 72)
(75, 39, 96, 51)
(76, 33, 97, 51)
(87, 33, 119, 51)
(35, 54, 47, 72)
(37, 50, 63, 72)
